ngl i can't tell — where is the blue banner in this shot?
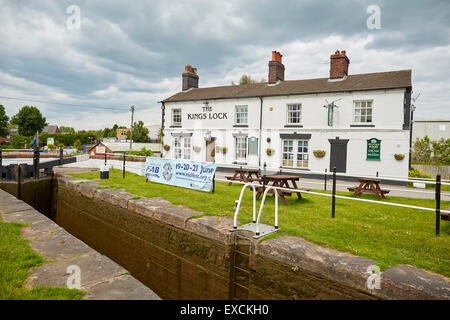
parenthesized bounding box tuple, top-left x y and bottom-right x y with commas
(145, 157, 217, 192)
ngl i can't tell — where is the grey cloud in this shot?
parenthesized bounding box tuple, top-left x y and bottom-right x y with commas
(0, 0, 449, 128)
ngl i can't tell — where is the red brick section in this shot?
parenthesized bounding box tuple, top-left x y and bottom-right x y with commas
(268, 50, 285, 83)
(182, 64, 199, 91)
(330, 50, 350, 79)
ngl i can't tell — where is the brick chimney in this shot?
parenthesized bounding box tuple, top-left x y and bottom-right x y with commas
(268, 51, 285, 83)
(330, 50, 350, 79)
(182, 64, 199, 91)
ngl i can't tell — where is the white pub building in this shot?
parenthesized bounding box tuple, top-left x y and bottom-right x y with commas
(161, 50, 412, 178)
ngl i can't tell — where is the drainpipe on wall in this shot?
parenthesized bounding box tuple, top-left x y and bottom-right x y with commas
(258, 97, 263, 168)
(161, 102, 165, 158)
(409, 107, 414, 169)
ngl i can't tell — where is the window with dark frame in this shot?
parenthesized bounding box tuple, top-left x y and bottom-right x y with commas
(287, 104, 302, 124)
(235, 105, 248, 124)
(235, 136, 247, 160)
(172, 108, 182, 126)
(282, 139, 309, 168)
(173, 136, 191, 160)
(353, 100, 373, 123)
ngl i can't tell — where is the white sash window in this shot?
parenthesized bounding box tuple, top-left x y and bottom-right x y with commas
(235, 137, 247, 160)
(174, 137, 191, 160)
(282, 139, 309, 168)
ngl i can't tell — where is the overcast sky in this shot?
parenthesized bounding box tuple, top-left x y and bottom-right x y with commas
(0, 0, 449, 130)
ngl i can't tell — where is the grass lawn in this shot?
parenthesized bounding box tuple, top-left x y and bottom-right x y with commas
(0, 219, 84, 300)
(71, 169, 450, 277)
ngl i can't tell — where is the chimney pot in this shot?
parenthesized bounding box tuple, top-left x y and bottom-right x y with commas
(272, 51, 277, 61)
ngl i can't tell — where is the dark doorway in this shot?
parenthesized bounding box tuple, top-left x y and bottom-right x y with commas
(329, 138, 349, 173)
(206, 139, 216, 162)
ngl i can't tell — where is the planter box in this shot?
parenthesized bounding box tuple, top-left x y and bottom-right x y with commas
(412, 182, 426, 189)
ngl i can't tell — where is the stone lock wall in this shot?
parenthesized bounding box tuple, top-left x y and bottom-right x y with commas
(55, 175, 450, 300)
(0, 176, 54, 218)
(56, 177, 233, 300)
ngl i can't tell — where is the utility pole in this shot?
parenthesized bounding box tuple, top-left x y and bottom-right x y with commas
(129, 105, 134, 152)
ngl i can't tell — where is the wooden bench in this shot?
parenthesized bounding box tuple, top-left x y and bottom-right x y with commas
(255, 187, 311, 197)
(348, 187, 390, 195)
(348, 179, 390, 200)
(442, 211, 450, 221)
(226, 169, 261, 186)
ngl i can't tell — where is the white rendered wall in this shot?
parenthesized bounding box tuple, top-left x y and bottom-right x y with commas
(162, 88, 410, 178)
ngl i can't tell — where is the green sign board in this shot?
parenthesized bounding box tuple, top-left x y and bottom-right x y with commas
(367, 138, 381, 160)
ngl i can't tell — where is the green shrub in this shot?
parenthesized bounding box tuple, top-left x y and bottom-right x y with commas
(74, 139, 83, 151)
(412, 136, 450, 165)
(408, 168, 432, 179)
(126, 147, 153, 157)
(10, 135, 30, 149)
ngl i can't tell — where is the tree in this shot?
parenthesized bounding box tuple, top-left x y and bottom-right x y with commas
(126, 121, 150, 142)
(412, 135, 450, 165)
(10, 106, 47, 137)
(431, 138, 450, 165)
(99, 124, 126, 138)
(0, 105, 9, 137)
(412, 136, 432, 164)
(74, 139, 83, 150)
(10, 135, 30, 149)
(60, 126, 75, 134)
(231, 74, 265, 85)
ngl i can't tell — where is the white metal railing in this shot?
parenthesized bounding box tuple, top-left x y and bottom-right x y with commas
(214, 177, 450, 236)
(217, 163, 450, 185)
(286, 179, 450, 197)
(231, 183, 280, 237)
(233, 183, 257, 229)
(215, 178, 450, 215)
(255, 186, 279, 236)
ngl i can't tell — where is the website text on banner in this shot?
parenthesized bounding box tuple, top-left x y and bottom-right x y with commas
(145, 157, 217, 192)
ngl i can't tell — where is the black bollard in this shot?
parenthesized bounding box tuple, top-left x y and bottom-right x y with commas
(59, 148, 63, 165)
(33, 147, 40, 179)
(435, 174, 441, 236)
(324, 168, 328, 191)
(123, 152, 126, 179)
(263, 162, 267, 194)
(332, 167, 336, 218)
(0, 148, 2, 181)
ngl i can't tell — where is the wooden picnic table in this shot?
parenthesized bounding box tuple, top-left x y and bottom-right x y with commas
(255, 175, 310, 206)
(226, 168, 261, 186)
(348, 178, 390, 200)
